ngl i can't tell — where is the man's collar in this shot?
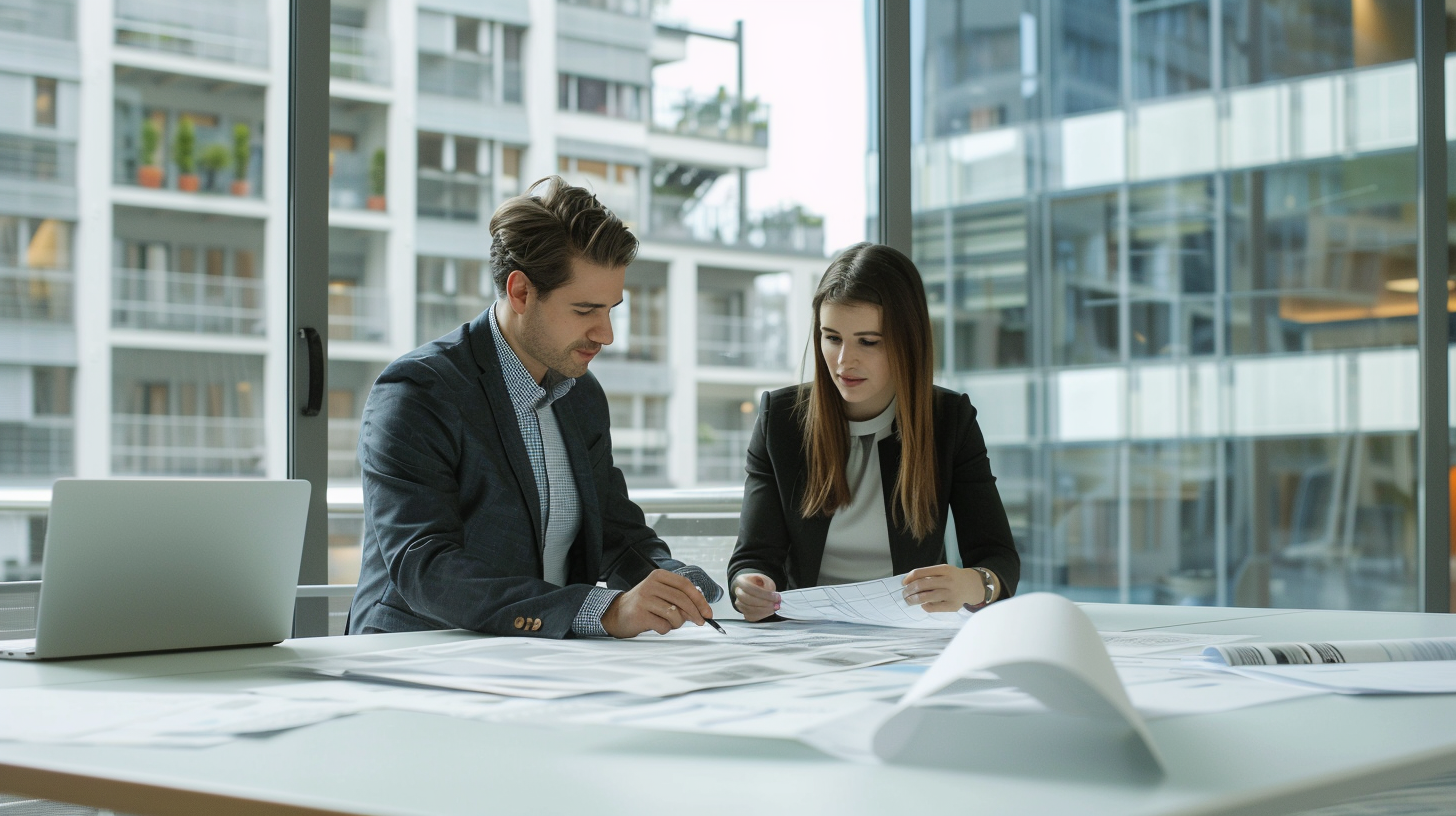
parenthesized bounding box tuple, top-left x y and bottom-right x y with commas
(487, 302, 576, 410)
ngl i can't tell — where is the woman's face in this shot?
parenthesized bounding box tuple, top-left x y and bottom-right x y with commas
(819, 301, 895, 421)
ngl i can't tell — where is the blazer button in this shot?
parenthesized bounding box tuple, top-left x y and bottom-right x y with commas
(513, 617, 525, 629)
(531, 619, 542, 631)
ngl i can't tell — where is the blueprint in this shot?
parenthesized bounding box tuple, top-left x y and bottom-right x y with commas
(775, 574, 969, 629)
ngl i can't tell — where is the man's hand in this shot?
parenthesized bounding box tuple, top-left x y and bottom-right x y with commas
(901, 565, 987, 612)
(601, 569, 715, 638)
(731, 573, 779, 622)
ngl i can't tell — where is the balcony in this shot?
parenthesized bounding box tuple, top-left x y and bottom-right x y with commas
(417, 172, 482, 222)
(0, 136, 75, 185)
(328, 283, 388, 344)
(417, 292, 490, 345)
(598, 333, 666, 363)
(330, 24, 388, 85)
(113, 0, 268, 67)
(0, 0, 74, 39)
(0, 267, 71, 324)
(559, 0, 647, 17)
(697, 314, 788, 369)
(697, 428, 751, 484)
(653, 89, 769, 146)
(111, 414, 264, 475)
(0, 418, 72, 478)
(418, 53, 492, 101)
(112, 267, 265, 336)
(328, 417, 360, 480)
(329, 150, 374, 210)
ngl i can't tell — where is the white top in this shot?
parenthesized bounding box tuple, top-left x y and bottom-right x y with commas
(817, 398, 898, 585)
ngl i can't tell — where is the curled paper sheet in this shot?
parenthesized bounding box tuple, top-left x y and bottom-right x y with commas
(849, 593, 1166, 773)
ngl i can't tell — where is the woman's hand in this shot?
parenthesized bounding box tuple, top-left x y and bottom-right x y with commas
(901, 565, 990, 612)
(732, 573, 780, 622)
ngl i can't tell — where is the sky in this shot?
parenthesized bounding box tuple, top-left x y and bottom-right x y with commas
(652, 0, 869, 255)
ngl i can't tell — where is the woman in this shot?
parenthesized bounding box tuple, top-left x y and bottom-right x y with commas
(728, 242, 1019, 621)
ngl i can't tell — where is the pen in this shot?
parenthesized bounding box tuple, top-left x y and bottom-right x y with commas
(628, 547, 726, 634)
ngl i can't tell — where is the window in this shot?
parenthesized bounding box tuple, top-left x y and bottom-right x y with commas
(558, 74, 644, 120)
(34, 77, 57, 128)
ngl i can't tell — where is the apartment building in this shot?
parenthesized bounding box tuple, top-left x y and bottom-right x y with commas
(0, 0, 831, 582)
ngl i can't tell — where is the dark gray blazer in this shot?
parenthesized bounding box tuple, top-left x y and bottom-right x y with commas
(728, 385, 1020, 598)
(347, 309, 681, 638)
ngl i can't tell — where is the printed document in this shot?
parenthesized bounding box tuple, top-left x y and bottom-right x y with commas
(1203, 637, 1456, 666)
(775, 574, 968, 629)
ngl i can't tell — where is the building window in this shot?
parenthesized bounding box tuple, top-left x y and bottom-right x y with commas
(557, 74, 643, 121)
(34, 78, 57, 128)
(417, 133, 494, 222)
(558, 155, 640, 226)
(418, 12, 520, 105)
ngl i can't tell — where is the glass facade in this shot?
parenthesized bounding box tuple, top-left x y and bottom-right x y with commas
(910, 0, 1447, 611)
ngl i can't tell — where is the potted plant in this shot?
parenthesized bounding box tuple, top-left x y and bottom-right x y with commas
(367, 147, 386, 211)
(137, 119, 163, 188)
(199, 143, 230, 192)
(174, 116, 198, 192)
(231, 123, 252, 196)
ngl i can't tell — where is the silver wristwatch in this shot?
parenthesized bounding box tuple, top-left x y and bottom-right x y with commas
(971, 567, 996, 605)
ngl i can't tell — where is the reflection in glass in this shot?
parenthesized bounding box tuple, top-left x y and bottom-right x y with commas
(1051, 192, 1119, 366)
(1133, 0, 1211, 99)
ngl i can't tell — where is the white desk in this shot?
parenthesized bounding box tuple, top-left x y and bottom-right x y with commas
(1, 604, 1455, 816)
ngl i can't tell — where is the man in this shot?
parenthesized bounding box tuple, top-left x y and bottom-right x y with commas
(348, 176, 720, 639)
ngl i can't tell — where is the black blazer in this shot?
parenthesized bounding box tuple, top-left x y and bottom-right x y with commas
(347, 308, 680, 638)
(728, 385, 1020, 599)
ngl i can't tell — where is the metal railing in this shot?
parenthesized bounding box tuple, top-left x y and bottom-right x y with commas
(112, 267, 266, 336)
(0, 136, 75, 185)
(416, 293, 491, 345)
(0, 266, 72, 323)
(111, 414, 265, 476)
(0, 419, 73, 478)
(329, 24, 388, 85)
(0, 0, 73, 39)
(329, 151, 371, 210)
(328, 284, 388, 343)
(696, 313, 790, 369)
(416, 172, 482, 222)
(328, 417, 361, 480)
(697, 429, 753, 484)
(417, 53, 492, 101)
(114, 0, 268, 67)
(653, 89, 769, 146)
(598, 334, 667, 363)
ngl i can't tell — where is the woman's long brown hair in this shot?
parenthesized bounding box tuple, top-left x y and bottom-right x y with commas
(797, 242, 938, 541)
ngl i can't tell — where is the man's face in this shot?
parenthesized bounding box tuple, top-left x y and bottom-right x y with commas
(516, 257, 625, 379)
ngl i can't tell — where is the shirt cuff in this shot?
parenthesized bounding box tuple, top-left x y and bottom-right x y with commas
(571, 586, 624, 638)
(672, 564, 724, 603)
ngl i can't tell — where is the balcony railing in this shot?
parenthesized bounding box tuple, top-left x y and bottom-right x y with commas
(0, 136, 75, 185)
(653, 89, 769, 146)
(328, 284, 388, 343)
(112, 267, 265, 336)
(417, 172, 482, 222)
(417, 293, 490, 345)
(418, 53, 492, 101)
(697, 428, 752, 484)
(0, 0, 74, 39)
(697, 313, 789, 369)
(0, 267, 72, 323)
(330, 24, 388, 85)
(0, 418, 73, 478)
(328, 417, 361, 480)
(114, 0, 268, 67)
(598, 334, 666, 363)
(111, 414, 265, 476)
(559, 0, 647, 17)
(330, 151, 370, 210)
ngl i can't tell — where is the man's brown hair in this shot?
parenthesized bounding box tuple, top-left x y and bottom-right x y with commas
(488, 175, 638, 298)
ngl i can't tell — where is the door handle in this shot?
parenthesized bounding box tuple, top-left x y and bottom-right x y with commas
(298, 327, 323, 417)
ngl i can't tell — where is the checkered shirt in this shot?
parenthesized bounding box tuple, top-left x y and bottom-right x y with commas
(488, 305, 621, 637)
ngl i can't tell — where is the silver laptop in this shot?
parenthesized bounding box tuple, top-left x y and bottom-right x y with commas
(0, 479, 311, 660)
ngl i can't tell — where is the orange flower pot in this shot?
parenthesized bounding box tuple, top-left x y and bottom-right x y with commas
(137, 165, 163, 188)
(231, 180, 251, 197)
(366, 195, 386, 211)
(178, 174, 200, 192)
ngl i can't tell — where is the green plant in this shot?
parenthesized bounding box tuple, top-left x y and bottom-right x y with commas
(369, 148, 386, 197)
(140, 119, 160, 165)
(199, 143, 230, 188)
(232, 123, 251, 179)
(173, 117, 195, 174)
